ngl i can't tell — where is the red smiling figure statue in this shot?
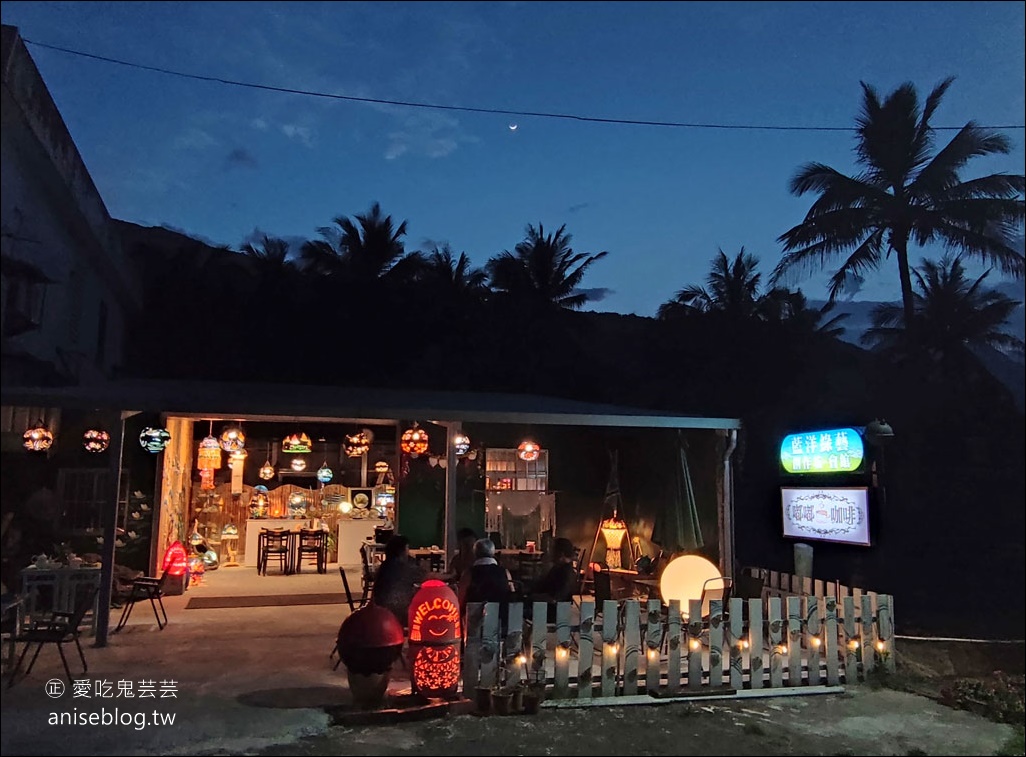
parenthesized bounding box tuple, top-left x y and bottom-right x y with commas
(408, 580, 462, 699)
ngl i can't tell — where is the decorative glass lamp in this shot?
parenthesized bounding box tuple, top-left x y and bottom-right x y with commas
(282, 432, 313, 453)
(374, 460, 391, 474)
(83, 429, 111, 453)
(219, 425, 246, 452)
(344, 430, 371, 458)
(453, 433, 471, 457)
(290, 456, 307, 472)
(600, 511, 629, 569)
(658, 554, 722, 618)
(517, 440, 541, 462)
(197, 435, 222, 470)
(139, 427, 171, 453)
(316, 462, 334, 483)
(23, 420, 54, 452)
(401, 423, 430, 457)
(259, 460, 275, 480)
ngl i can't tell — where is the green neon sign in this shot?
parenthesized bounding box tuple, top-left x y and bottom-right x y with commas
(780, 428, 864, 474)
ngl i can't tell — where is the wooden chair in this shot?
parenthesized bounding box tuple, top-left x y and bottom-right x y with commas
(259, 529, 290, 575)
(359, 543, 384, 607)
(8, 587, 98, 687)
(296, 529, 328, 574)
(114, 572, 169, 632)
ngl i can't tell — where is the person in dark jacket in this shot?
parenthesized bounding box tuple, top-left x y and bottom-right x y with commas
(527, 537, 579, 623)
(458, 538, 514, 608)
(372, 535, 424, 627)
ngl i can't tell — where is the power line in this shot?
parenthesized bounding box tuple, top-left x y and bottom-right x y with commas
(24, 38, 1026, 133)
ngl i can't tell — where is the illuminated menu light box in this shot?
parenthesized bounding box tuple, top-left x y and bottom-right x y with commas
(780, 427, 864, 475)
(781, 486, 870, 547)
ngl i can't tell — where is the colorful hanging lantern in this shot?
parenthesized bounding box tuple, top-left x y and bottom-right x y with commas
(453, 433, 471, 457)
(139, 426, 171, 453)
(517, 440, 542, 462)
(290, 456, 307, 472)
(408, 580, 462, 699)
(219, 425, 246, 452)
(401, 424, 429, 457)
(23, 420, 54, 452)
(600, 512, 629, 570)
(259, 460, 275, 480)
(282, 432, 312, 454)
(250, 487, 270, 518)
(197, 435, 222, 470)
(374, 460, 391, 474)
(288, 490, 308, 518)
(83, 429, 111, 453)
(344, 431, 371, 458)
(199, 468, 215, 490)
(316, 462, 334, 483)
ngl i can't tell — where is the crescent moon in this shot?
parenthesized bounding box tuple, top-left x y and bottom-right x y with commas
(508, 123, 518, 131)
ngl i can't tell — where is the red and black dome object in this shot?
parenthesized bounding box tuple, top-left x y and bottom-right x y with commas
(336, 604, 405, 676)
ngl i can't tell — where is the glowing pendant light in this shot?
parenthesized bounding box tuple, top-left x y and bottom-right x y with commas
(23, 420, 54, 452)
(139, 427, 171, 453)
(401, 423, 429, 457)
(290, 456, 307, 472)
(344, 430, 371, 458)
(453, 433, 471, 457)
(219, 424, 246, 452)
(316, 462, 334, 483)
(600, 511, 629, 570)
(197, 434, 222, 470)
(282, 432, 312, 453)
(83, 429, 111, 453)
(517, 440, 541, 462)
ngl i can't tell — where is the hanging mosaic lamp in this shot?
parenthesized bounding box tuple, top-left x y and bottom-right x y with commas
(197, 435, 222, 470)
(83, 428, 111, 453)
(199, 468, 216, 490)
(219, 424, 246, 452)
(344, 431, 371, 458)
(453, 433, 471, 457)
(316, 462, 334, 483)
(600, 511, 629, 570)
(401, 423, 429, 457)
(259, 460, 275, 480)
(23, 420, 54, 452)
(517, 439, 542, 462)
(282, 432, 313, 454)
(290, 456, 307, 472)
(139, 426, 171, 453)
(374, 459, 391, 474)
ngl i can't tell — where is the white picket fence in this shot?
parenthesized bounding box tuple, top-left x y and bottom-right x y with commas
(462, 593, 895, 699)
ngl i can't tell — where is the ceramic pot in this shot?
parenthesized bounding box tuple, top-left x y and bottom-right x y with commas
(347, 670, 391, 709)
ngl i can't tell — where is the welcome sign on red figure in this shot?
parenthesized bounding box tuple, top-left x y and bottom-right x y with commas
(162, 541, 188, 576)
(408, 580, 462, 698)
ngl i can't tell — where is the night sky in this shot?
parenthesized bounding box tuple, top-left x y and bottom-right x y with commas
(2, 1, 1023, 315)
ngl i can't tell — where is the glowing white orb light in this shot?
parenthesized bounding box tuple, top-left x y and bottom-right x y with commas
(659, 554, 722, 619)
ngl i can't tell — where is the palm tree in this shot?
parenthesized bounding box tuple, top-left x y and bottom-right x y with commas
(486, 223, 608, 309)
(658, 247, 762, 319)
(774, 78, 1025, 332)
(300, 202, 422, 284)
(418, 243, 488, 300)
(863, 255, 1024, 358)
(239, 235, 296, 278)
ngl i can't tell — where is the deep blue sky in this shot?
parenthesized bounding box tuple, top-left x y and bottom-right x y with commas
(3, 1, 1024, 315)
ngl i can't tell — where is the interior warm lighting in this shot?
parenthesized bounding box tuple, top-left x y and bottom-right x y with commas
(658, 554, 721, 616)
(599, 512, 628, 569)
(401, 424, 430, 456)
(453, 433, 471, 456)
(83, 429, 110, 453)
(517, 440, 541, 461)
(290, 456, 307, 472)
(339, 499, 354, 514)
(23, 420, 54, 452)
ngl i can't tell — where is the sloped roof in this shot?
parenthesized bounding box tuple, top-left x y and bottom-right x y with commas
(1, 379, 741, 429)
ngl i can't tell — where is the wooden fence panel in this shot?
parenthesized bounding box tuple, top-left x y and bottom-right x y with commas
(601, 599, 619, 697)
(709, 598, 724, 688)
(860, 594, 875, 674)
(768, 597, 783, 688)
(748, 598, 763, 690)
(623, 599, 641, 695)
(805, 595, 822, 686)
(687, 599, 703, 690)
(645, 599, 662, 692)
(463, 602, 483, 694)
(666, 600, 682, 695)
(577, 600, 595, 698)
(824, 596, 839, 686)
(729, 597, 744, 690)
(843, 596, 858, 683)
(481, 602, 501, 688)
(505, 603, 524, 687)
(877, 595, 895, 673)
(787, 596, 802, 686)
(552, 601, 571, 698)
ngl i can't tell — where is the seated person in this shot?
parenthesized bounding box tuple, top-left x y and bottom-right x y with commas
(458, 538, 515, 608)
(527, 537, 579, 622)
(372, 535, 425, 628)
(447, 527, 478, 583)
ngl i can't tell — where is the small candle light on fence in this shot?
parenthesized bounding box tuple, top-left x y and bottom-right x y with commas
(776, 644, 788, 655)
(556, 647, 569, 660)
(737, 639, 750, 650)
(875, 640, 885, 652)
(848, 639, 859, 651)
(647, 649, 658, 661)
(607, 643, 618, 655)
(812, 637, 822, 648)
(689, 639, 701, 651)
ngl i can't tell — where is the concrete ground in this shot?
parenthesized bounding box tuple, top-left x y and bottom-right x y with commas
(0, 567, 1018, 756)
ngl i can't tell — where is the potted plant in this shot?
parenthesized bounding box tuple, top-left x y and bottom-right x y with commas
(521, 670, 546, 714)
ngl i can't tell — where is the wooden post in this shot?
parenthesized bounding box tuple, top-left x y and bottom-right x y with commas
(787, 596, 802, 686)
(877, 594, 895, 673)
(645, 599, 662, 692)
(532, 600, 548, 687)
(806, 595, 822, 685)
(553, 601, 571, 698)
(666, 600, 682, 696)
(443, 423, 459, 566)
(480, 601, 501, 688)
(824, 596, 839, 686)
(768, 597, 783, 688)
(600, 599, 618, 697)
(860, 593, 875, 674)
(94, 414, 125, 648)
(843, 596, 858, 683)
(709, 598, 724, 688)
(463, 602, 483, 694)
(505, 602, 524, 687)
(748, 598, 763, 690)
(729, 597, 744, 690)
(687, 599, 703, 690)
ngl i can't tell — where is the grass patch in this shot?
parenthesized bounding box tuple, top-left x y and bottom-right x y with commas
(994, 726, 1025, 757)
